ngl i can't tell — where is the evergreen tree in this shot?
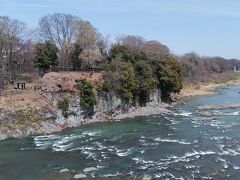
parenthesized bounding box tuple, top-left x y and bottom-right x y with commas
(34, 41, 58, 75)
(134, 60, 157, 105)
(153, 56, 183, 100)
(116, 62, 138, 102)
(76, 78, 97, 114)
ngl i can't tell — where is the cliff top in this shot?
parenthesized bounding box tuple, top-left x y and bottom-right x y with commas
(39, 71, 104, 93)
(0, 71, 104, 111)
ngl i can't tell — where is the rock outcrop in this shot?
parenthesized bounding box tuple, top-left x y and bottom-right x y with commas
(0, 86, 167, 140)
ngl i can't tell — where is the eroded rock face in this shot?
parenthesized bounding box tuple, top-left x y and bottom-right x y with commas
(0, 133, 7, 141)
(149, 89, 161, 104)
(0, 88, 163, 140)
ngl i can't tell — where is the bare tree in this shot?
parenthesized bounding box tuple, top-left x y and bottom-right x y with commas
(15, 40, 35, 73)
(143, 40, 170, 59)
(76, 20, 101, 51)
(97, 35, 110, 56)
(115, 35, 170, 59)
(0, 17, 6, 88)
(178, 51, 236, 82)
(116, 35, 145, 52)
(39, 13, 79, 69)
(4, 17, 25, 82)
(76, 20, 104, 68)
(0, 17, 25, 86)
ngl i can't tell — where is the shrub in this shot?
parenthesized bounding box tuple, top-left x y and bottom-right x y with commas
(76, 78, 97, 113)
(153, 56, 183, 100)
(58, 99, 69, 118)
(116, 62, 138, 102)
(134, 60, 157, 105)
(15, 106, 42, 125)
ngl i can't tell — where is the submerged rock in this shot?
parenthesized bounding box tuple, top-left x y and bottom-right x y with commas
(196, 104, 240, 110)
(192, 117, 217, 121)
(73, 173, 87, 179)
(83, 167, 98, 172)
(59, 168, 70, 173)
(199, 111, 224, 117)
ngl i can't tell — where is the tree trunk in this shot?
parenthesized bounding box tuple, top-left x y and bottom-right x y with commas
(0, 62, 3, 89)
(8, 44, 14, 83)
(0, 50, 3, 89)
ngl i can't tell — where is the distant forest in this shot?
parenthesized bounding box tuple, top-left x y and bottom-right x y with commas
(1, 13, 240, 101)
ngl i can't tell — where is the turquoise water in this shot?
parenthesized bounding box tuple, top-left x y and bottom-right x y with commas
(0, 86, 240, 179)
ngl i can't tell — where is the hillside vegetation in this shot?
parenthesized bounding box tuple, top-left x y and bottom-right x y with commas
(1, 13, 240, 103)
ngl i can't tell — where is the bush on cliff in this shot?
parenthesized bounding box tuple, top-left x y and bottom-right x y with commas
(76, 78, 97, 114)
(134, 60, 157, 105)
(102, 45, 183, 103)
(152, 56, 183, 100)
(58, 99, 69, 118)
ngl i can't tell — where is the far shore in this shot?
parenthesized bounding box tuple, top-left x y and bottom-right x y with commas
(178, 78, 240, 99)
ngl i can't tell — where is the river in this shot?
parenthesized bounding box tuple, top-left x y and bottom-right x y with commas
(0, 86, 240, 179)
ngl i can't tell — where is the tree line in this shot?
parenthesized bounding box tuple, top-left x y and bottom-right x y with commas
(0, 13, 108, 87)
(0, 13, 240, 101)
(179, 52, 240, 83)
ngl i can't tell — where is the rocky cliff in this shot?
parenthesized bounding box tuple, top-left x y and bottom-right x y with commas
(2, 70, 239, 140)
(0, 86, 166, 140)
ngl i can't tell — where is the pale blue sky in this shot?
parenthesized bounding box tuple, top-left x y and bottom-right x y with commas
(1, 0, 240, 59)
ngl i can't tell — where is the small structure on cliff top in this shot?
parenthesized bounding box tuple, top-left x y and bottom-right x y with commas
(14, 81, 27, 89)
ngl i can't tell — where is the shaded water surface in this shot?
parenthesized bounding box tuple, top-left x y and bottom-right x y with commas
(0, 86, 240, 179)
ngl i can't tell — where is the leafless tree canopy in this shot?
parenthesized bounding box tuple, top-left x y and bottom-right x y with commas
(116, 35, 170, 58)
(38, 14, 107, 69)
(0, 16, 26, 87)
(76, 20, 100, 50)
(39, 13, 79, 69)
(116, 35, 145, 52)
(144, 40, 170, 59)
(75, 20, 106, 67)
(178, 52, 236, 82)
(39, 13, 79, 48)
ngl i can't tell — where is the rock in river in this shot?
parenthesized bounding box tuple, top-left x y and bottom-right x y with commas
(73, 173, 87, 179)
(59, 168, 70, 173)
(83, 167, 98, 172)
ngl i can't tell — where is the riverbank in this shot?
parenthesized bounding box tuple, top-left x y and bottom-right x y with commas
(0, 74, 240, 141)
(1, 81, 240, 180)
(178, 78, 240, 99)
(0, 101, 173, 141)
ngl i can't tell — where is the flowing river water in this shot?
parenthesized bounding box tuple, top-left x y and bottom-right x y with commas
(0, 86, 240, 179)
